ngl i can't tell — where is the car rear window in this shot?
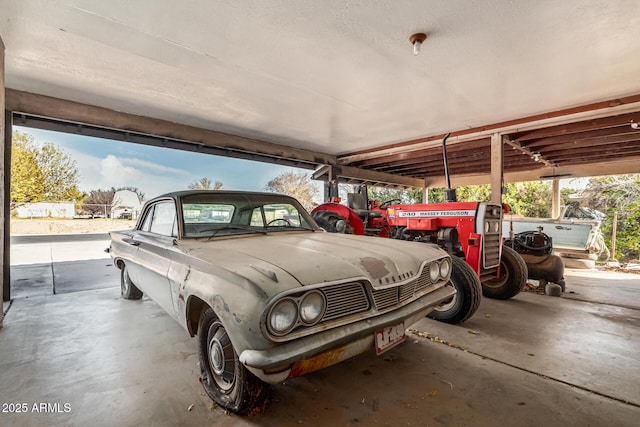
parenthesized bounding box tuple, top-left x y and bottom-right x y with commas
(183, 203, 235, 224)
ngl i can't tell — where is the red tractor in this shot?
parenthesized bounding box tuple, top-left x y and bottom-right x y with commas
(311, 136, 527, 324)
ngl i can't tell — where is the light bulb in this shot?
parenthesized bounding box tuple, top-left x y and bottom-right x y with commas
(413, 40, 422, 56)
(409, 33, 427, 56)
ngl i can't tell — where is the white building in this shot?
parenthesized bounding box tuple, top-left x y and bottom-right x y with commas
(111, 190, 142, 220)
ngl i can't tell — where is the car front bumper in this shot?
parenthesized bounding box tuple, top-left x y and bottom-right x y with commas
(239, 284, 456, 384)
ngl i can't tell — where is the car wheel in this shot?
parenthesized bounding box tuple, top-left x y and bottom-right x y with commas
(121, 264, 143, 300)
(198, 308, 269, 415)
(428, 256, 482, 323)
(482, 245, 528, 300)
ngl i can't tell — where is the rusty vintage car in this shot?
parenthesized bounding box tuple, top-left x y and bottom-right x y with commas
(108, 190, 455, 414)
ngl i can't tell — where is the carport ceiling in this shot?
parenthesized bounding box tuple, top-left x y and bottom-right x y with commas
(2, 1, 640, 186)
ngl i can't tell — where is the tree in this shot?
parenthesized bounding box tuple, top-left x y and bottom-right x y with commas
(189, 177, 224, 190)
(265, 172, 319, 211)
(371, 181, 561, 218)
(579, 175, 640, 261)
(116, 186, 145, 201)
(10, 131, 80, 205)
(503, 182, 553, 218)
(456, 185, 491, 203)
(10, 137, 45, 205)
(367, 187, 423, 204)
(81, 189, 116, 217)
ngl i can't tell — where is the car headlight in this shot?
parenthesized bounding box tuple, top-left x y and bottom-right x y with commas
(439, 258, 451, 279)
(429, 261, 440, 283)
(268, 298, 298, 335)
(299, 291, 326, 325)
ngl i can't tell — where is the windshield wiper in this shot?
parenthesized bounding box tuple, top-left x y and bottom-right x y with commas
(201, 225, 268, 241)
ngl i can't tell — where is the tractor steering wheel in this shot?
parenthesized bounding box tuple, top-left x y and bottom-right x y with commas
(380, 198, 402, 209)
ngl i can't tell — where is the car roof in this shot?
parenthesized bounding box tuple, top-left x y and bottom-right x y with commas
(151, 190, 295, 201)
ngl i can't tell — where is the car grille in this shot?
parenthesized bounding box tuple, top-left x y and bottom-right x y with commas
(322, 282, 370, 321)
(321, 263, 438, 320)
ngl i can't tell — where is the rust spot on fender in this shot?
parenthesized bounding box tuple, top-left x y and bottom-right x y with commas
(360, 257, 390, 280)
(287, 346, 347, 379)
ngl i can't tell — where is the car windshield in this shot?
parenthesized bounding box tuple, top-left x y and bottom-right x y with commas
(181, 193, 318, 238)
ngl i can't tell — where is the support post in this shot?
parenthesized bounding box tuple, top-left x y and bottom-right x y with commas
(422, 179, 428, 204)
(2, 111, 9, 304)
(610, 211, 618, 262)
(551, 179, 561, 218)
(490, 133, 504, 204)
(1, 36, 8, 312)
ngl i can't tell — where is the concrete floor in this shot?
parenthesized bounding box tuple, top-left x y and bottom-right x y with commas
(1, 235, 639, 426)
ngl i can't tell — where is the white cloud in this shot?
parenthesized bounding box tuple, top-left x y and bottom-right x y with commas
(67, 150, 192, 199)
(119, 157, 189, 176)
(100, 155, 145, 187)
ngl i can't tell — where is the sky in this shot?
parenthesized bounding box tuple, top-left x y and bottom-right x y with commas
(15, 126, 589, 203)
(16, 126, 320, 200)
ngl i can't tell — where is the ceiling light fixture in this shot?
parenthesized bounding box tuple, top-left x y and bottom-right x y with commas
(409, 33, 427, 56)
(631, 120, 639, 129)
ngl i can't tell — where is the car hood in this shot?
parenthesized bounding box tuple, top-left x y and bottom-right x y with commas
(180, 231, 445, 288)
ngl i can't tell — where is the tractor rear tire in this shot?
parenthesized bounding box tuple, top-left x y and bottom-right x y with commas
(428, 256, 482, 324)
(482, 245, 528, 300)
(312, 210, 354, 234)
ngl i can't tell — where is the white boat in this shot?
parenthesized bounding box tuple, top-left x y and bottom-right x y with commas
(503, 205, 607, 268)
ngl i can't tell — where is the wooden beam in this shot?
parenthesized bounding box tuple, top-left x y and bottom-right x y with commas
(343, 138, 490, 168)
(6, 89, 336, 168)
(504, 138, 555, 167)
(513, 111, 640, 142)
(339, 94, 640, 162)
(313, 164, 425, 189)
(524, 125, 638, 147)
(421, 156, 640, 188)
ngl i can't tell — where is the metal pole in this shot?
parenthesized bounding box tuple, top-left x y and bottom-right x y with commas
(610, 211, 618, 261)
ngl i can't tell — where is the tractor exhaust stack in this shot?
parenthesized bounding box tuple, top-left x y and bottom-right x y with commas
(442, 133, 457, 202)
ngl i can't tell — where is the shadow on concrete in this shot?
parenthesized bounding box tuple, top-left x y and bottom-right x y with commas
(10, 233, 110, 244)
(10, 258, 118, 298)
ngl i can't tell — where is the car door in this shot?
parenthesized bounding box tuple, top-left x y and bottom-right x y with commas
(133, 200, 178, 318)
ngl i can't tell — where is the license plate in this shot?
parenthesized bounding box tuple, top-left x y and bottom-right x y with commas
(375, 322, 406, 355)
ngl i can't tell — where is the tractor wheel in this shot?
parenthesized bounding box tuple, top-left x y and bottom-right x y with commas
(428, 256, 482, 323)
(312, 210, 354, 234)
(482, 246, 528, 300)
